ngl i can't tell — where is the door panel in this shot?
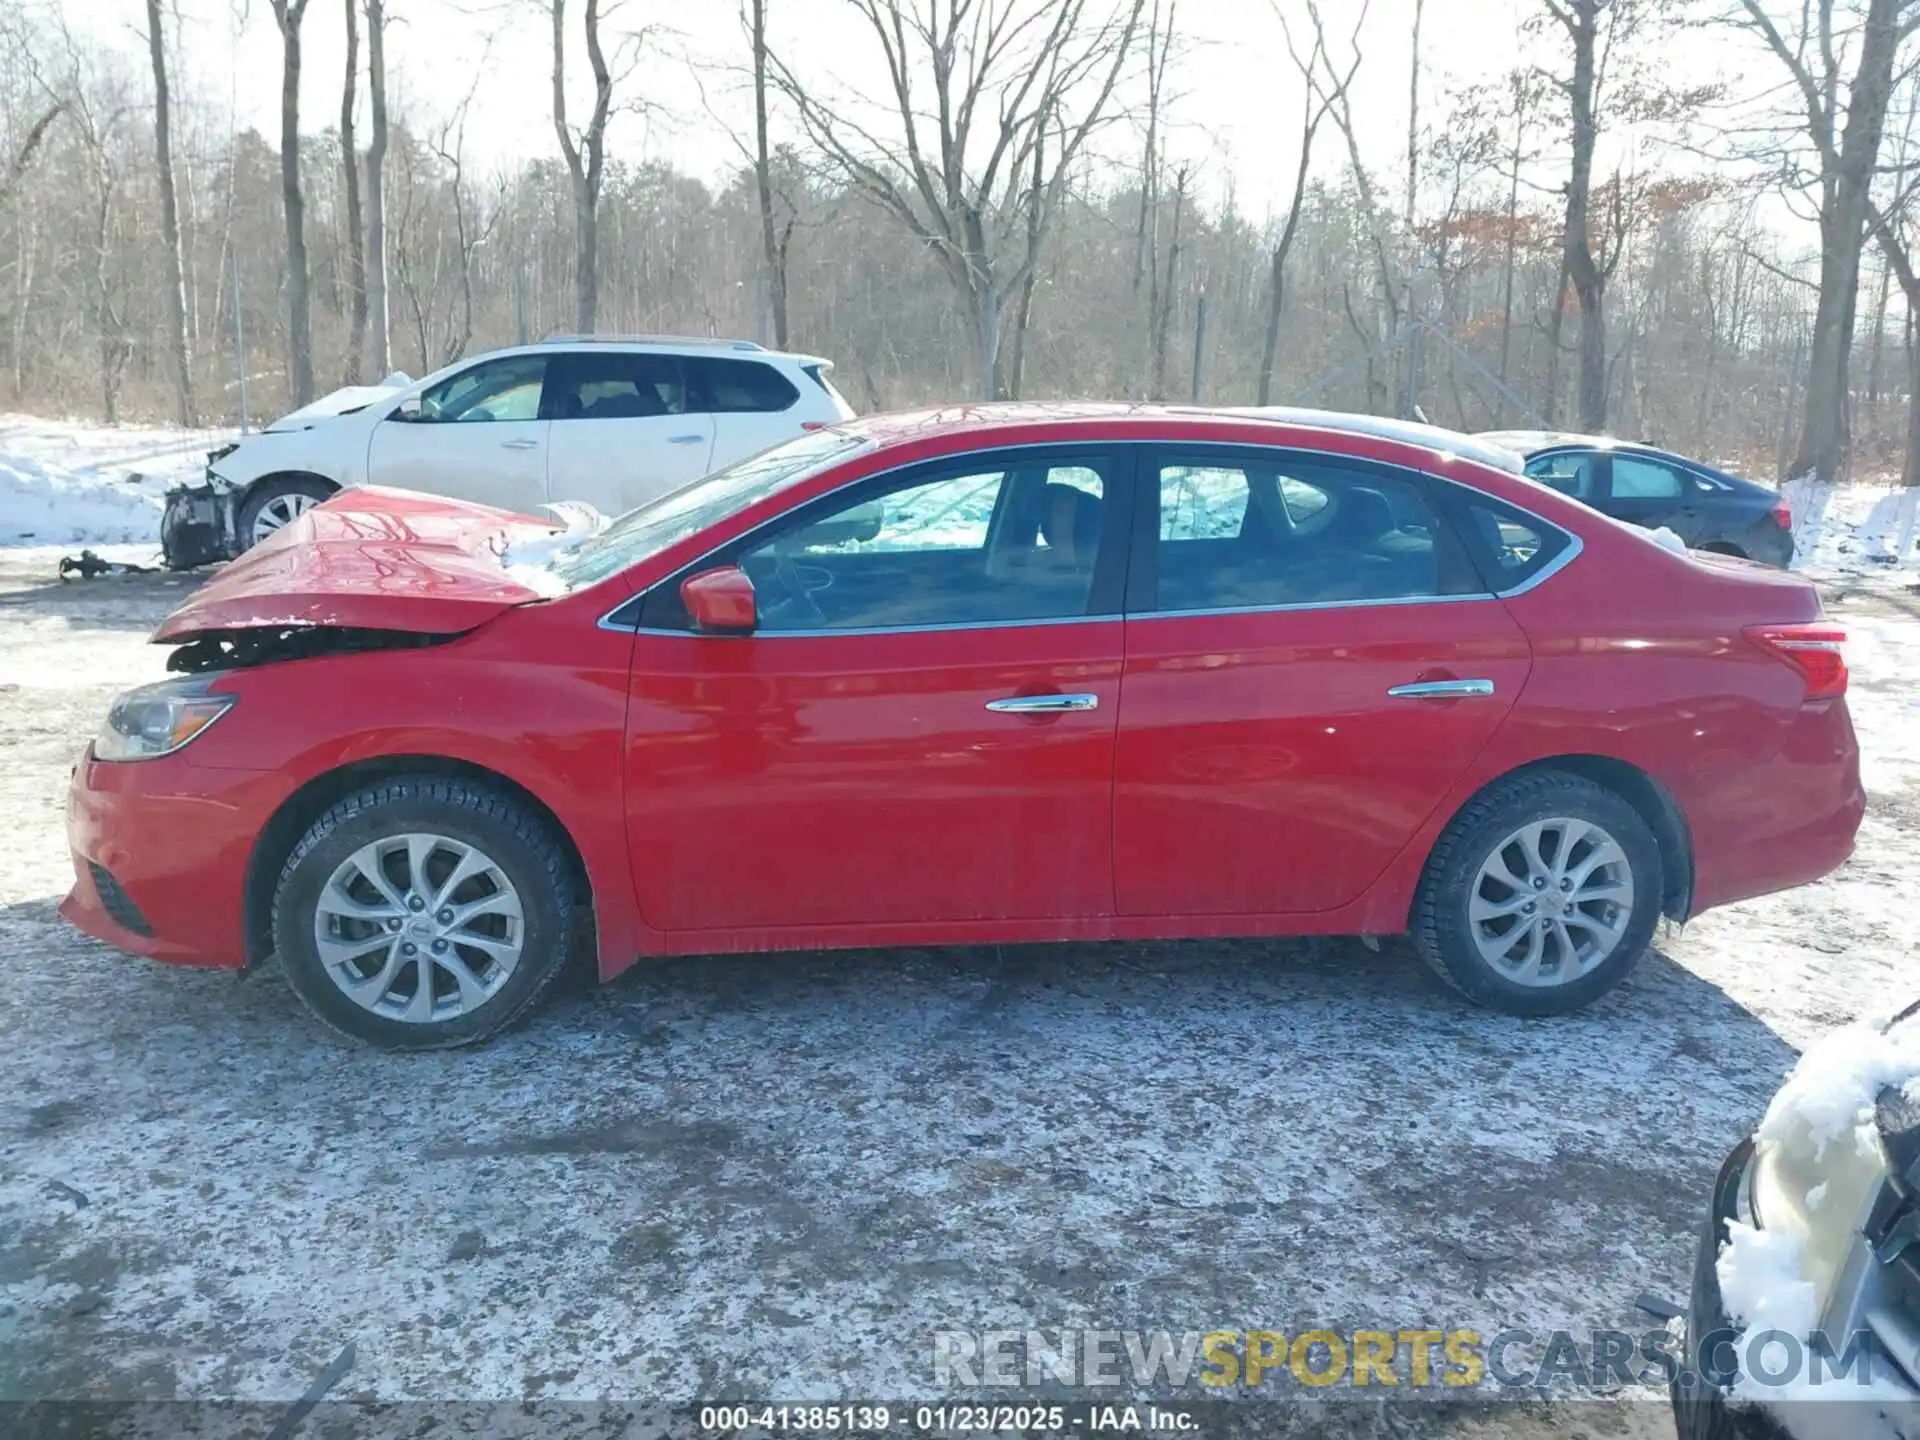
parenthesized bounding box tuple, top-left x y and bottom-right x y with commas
(1114, 447, 1531, 917)
(621, 445, 1132, 935)
(547, 414, 716, 514)
(544, 351, 717, 514)
(625, 624, 1121, 931)
(1115, 601, 1531, 915)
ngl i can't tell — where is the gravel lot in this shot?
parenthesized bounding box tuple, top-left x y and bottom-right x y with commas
(3, 551, 1917, 1438)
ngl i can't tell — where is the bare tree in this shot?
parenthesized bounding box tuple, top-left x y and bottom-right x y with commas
(551, 0, 624, 334)
(341, 0, 367, 384)
(1733, 0, 1919, 482)
(1544, 0, 1610, 431)
(144, 0, 195, 425)
(268, 0, 314, 405)
(747, 0, 788, 347)
(0, 99, 62, 209)
(1257, 1, 1354, 405)
(364, 0, 391, 377)
(771, 0, 1148, 401)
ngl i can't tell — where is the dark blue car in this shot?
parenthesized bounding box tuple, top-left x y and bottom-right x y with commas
(1480, 431, 1795, 568)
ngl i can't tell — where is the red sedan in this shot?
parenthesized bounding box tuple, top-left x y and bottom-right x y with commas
(61, 407, 1863, 1049)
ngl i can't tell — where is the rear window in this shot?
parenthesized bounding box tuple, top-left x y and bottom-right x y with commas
(1448, 490, 1576, 592)
(683, 357, 799, 414)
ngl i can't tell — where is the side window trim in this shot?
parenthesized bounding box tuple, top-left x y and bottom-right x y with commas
(1129, 444, 1489, 618)
(624, 443, 1136, 635)
(1435, 479, 1582, 597)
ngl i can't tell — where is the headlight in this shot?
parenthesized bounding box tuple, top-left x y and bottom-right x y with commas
(1748, 1109, 1890, 1323)
(93, 676, 236, 761)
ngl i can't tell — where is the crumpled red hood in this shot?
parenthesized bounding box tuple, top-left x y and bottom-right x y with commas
(153, 486, 561, 643)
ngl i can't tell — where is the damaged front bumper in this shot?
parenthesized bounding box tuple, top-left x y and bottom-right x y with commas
(159, 447, 242, 570)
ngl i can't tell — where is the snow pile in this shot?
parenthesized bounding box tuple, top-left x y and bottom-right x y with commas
(0, 413, 230, 547)
(1714, 1013, 1920, 1429)
(1786, 478, 1920, 576)
(499, 500, 610, 597)
(1644, 525, 1689, 555)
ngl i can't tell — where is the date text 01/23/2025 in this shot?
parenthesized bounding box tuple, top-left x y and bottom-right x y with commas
(696, 1403, 1201, 1433)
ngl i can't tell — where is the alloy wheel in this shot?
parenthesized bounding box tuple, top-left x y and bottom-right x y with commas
(252, 492, 317, 542)
(311, 833, 526, 1023)
(1468, 817, 1635, 988)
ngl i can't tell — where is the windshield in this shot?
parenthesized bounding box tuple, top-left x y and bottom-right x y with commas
(542, 428, 874, 588)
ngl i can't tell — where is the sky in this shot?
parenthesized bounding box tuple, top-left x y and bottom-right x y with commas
(68, 0, 1768, 233)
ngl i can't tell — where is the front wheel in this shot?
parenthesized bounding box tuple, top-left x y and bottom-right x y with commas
(271, 777, 577, 1050)
(1413, 771, 1663, 1016)
(237, 474, 335, 550)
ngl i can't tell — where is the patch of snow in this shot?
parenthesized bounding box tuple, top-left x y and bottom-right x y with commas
(1644, 525, 1689, 554)
(498, 500, 610, 596)
(1752, 1013, 1920, 1160)
(0, 412, 233, 547)
(1714, 1014, 1920, 1430)
(1789, 478, 1920, 577)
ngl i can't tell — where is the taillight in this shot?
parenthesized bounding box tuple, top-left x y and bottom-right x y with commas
(1746, 623, 1847, 700)
(1770, 499, 1792, 530)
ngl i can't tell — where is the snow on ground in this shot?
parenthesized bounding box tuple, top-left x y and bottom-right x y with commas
(0, 413, 231, 548)
(1786, 476, 1920, 577)
(2, 574, 1919, 1436)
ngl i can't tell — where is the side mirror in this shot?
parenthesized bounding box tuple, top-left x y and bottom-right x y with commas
(681, 565, 757, 634)
(393, 394, 424, 421)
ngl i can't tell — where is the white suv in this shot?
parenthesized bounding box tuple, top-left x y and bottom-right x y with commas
(198, 336, 855, 552)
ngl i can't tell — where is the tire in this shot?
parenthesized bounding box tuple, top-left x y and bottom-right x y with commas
(237, 474, 335, 550)
(270, 777, 576, 1050)
(1412, 769, 1662, 1016)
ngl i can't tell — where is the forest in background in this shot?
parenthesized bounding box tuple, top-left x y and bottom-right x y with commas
(4, 0, 1920, 486)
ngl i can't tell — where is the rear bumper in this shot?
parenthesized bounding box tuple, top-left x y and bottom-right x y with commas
(1691, 702, 1866, 914)
(61, 749, 291, 970)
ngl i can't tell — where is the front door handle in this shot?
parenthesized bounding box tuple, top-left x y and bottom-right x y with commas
(985, 693, 1099, 714)
(1387, 679, 1495, 699)
(668, 433, 705, 445)
(501, 438, 540, 450)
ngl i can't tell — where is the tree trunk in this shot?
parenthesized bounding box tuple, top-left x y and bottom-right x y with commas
(1560, 0, 1606, 431)
(1905, 315, 1920, 486)
(750, 0, 788, 348)
(1789, 0, 1904, 483)
(273, 0, 314, 406)
(973, 283, 1003, 403)
(1866, 254, 1892, 404)
(145, 0, 196, 426)
(341, 0, 367, 384)
(364, 0, 391, 377)
(1495, 93, 1522, 423)
(1151, 170, 1186, 401)
(573, 186, 598, 334)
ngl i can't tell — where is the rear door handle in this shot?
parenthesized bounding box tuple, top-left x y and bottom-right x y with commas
(501, 438, 540, 450)
(668, 433, 705, 445)
(985, 693, 1099, 714)
(1387, 679, 1495, 699)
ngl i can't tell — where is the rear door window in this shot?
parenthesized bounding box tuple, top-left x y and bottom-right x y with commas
(1610, 456, 1690, 498)
(1147, 453, 1477, 612)
(548, 353, 687, 420)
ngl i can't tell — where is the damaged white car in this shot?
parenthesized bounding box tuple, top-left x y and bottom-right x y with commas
(160, 335, 852, 566)
(1673, 1004, 1920, 1438)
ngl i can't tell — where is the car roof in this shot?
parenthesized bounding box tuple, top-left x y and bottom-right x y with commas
(1477, 430, 1763, 488)
(838, 403, 1528, 473)
(520, 335, 835, 367)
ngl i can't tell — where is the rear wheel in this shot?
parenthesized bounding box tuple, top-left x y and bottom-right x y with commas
(238, 474, 335, 549)
(271, 777, 575, 1049)
(1413, 771, 1662, 1015)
